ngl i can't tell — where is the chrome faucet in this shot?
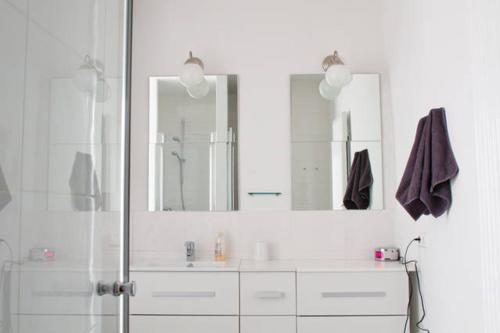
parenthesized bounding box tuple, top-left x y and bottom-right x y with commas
(185, 241, 195, 262)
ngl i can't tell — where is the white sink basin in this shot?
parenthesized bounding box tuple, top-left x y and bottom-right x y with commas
(185, 261, 226, 268)
(130, 259, 240, 272)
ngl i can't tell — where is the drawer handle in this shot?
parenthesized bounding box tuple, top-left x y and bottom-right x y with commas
(32, 291, 93, 297)
(255, 291, 286, 299)
(151, 291, 216, 298)
(321, 291, 387, 298)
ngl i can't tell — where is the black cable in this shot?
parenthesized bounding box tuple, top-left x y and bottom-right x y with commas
(414, 262, 430, 333)
(403, 259, 417, 332)
(402, 238, 419, 332)
(401, 237, 430, 333)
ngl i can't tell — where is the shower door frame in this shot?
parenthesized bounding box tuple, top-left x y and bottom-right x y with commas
(120, 0, 133, 332)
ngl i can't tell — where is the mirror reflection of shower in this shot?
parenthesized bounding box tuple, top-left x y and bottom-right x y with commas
(171, 119, 186, 210)
(148, 75, 239, 211)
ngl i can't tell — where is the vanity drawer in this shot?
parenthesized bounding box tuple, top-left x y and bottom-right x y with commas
(130, 272, 239, 315)
(297, 316, 406, 333)
(130, 315, 238, 333)
(241, 316, 296, 333)
(297, 272, 408, 315)
(240, 272, 296, 315)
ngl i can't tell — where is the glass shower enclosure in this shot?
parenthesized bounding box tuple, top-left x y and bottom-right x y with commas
(0, 0, 132, 332)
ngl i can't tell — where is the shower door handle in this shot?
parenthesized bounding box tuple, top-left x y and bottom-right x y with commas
(97, 280, 136, 297)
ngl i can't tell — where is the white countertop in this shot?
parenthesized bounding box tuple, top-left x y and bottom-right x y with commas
(130, 259, 411, 273)
(239, 259, 296, 272)
(294, 259, 411, 272)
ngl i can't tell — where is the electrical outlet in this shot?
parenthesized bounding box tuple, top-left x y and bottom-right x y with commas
(418, 234, 427, 248)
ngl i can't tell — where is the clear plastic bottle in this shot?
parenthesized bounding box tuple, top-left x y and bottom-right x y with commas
(214, 232, 226, 262)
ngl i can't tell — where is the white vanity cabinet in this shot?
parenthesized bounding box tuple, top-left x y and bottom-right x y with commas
(240, 272, 296, 315)
(240, 272, 296, 333)
(240, 316, 296, 333)
(296, 265, 409, 333)
(297, 316, 406, 332)
(130, 271, 239, 315)
(129, 261, 409, 333)
(297, 271, 408, 316)
(130, 316, 239, 333)
(130, 270, 239, 333)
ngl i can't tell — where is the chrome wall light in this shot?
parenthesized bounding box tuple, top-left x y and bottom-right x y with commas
(319, 50, 353, 100)
(179, 51, 209, 99)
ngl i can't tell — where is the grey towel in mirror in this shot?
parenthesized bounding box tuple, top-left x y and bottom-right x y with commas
(396, 108, 459, 220)
(0, 164, 12, 212)
(343, 149, 373, 209)
(68, 152, 103, 211)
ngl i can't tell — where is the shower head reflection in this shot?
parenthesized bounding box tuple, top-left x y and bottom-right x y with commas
(171, 151, 186, 162)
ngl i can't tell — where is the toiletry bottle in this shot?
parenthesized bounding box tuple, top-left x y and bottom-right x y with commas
(214, 232, 226, 262)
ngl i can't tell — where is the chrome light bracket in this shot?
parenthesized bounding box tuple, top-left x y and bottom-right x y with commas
(322, 50, 345, 72)
(184, 51, 204, 70)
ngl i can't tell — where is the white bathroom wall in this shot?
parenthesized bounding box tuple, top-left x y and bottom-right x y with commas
(382, 0, 500, 332)
(131, 0, 397, 261)
(469, 1, 500, 330)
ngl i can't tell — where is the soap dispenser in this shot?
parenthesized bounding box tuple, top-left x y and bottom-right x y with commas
(214, 232, 226, 262)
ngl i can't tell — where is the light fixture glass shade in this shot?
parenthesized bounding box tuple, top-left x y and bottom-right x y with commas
(180, 63, 204, 88)
(187, 79, 209, 99)
(319, 79, 340, 100)
(325, 64, 352, 88)
(95, 78, 111, 102)
(73, 63, 98, 92)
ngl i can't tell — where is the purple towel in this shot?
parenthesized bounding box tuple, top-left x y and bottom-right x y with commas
(344, 149, 373, 210)
(396, 108, 459, 220)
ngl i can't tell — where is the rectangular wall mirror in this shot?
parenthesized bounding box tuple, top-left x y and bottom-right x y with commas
(290, 74, 384, 210)
(148, 75, 239, 211)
